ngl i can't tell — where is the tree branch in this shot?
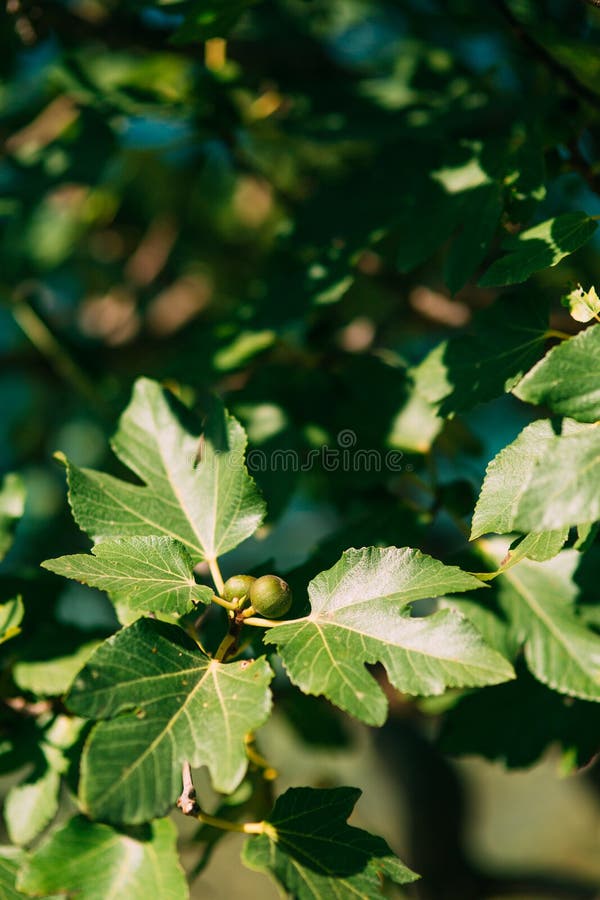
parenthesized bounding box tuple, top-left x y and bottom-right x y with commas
(493, 0, 600, 111)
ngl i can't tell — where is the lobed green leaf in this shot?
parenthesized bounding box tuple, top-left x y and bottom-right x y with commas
(63, 378, 265, 565)
(267, 547, 514, 725)
(68, 619, 273, 823)
(242, 786, 418, 899)
(43, 535, 212, 619)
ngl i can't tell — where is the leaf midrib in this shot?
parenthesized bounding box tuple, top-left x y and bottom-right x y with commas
(83, 663, 214, 808)
(308, 615, 507, 675)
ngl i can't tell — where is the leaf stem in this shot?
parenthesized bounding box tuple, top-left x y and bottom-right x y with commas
(196, 810, 266, 834)
(545, 329, 573, 340)
(211, 593, 238, 612)
(214, 632, 238, 661)
(177, 761, 267, 833)
(245, 733, 278, 780)
(243, 616, 301, 628)
(208, 557, 225, 595)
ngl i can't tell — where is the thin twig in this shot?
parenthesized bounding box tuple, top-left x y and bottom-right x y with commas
(493, 0, 600, 111)
(177, 761, 200, 816)
(11, 292, 112, 417)
(177, 761, 267, 834)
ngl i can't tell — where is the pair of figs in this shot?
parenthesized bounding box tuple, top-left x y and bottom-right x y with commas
(223, 573, 292, 618)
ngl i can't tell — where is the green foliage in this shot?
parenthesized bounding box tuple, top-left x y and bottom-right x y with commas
(481, 543, 600, 701)
(412, 295, 549, 415)
(0, 847, 25, 900)
(242, 787, 419, 898)
(471, 418, 600, 537)
(18, 816, 187, 899)
(479, 213, 598, 286)
(43, 536, 213, 619)
(63, 379, 265, 564)
(267, 547, 513, 725)
(68, 617, 274, 822)
(514, 323, 600, 422)
(440, 666, 600, 771)
(3, 1, 600, 896)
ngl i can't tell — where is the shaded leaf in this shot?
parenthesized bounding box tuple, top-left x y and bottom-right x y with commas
(18, 816, 187, 900)
(387, 387, 443, 454)
(267, 547, 514, 725)
(413, 294, 548, 416)
(43, 536, 212, 619)
(242, 786, 418, 899)
(63, 378, 265, 564)
(444, 183, 502, 294)
(514, 324, 600, 423)
(13, 640, 99, 697)
(479, 212, 597, 287)
(574, 522, 599, 552)
(440, 666, 600, 771)
(67, 618, 273, 823)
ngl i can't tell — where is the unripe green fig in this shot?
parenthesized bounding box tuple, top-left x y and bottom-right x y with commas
(250, 575, 292, 618)
(223, 574, 256, 603)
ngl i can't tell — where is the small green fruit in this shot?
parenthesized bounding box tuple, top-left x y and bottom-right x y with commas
(250, 575, 292, 618)
(223, 574, 256, 603)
